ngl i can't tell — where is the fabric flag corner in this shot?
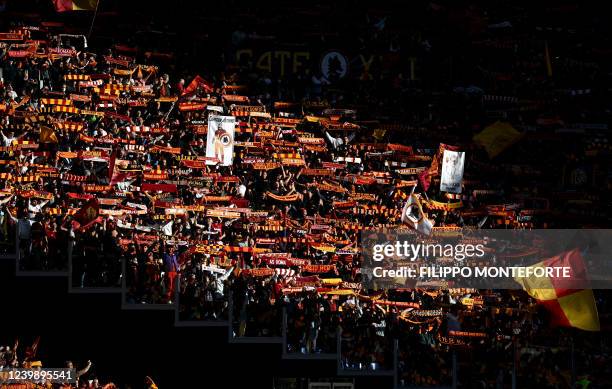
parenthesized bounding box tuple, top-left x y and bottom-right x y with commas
(400, 189, 433, 236)
(182, 75, 213, 96)
(39, 126, 59, 143)
(74, 198, 100, 226)
(514, 249, 600, 331)
(52, 0, 98, 12)
(473, 121, 523, 159)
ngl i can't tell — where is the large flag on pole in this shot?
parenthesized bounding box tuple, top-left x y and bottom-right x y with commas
(206, 115, 236, 166)
(514, 249, 600, 331)
(52, 0, 98, 12)
(39, 126, 58, 143)
(400, 186, 433, 236)
(473, 121, 523, 159)
(74, 198, 99, 226)
(418, 143, 460, 191)
(440, 149, 465, 193)
(182, 75, 213, 96)
(109, 154, 138, 186)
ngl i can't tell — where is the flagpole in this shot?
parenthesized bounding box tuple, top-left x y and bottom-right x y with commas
(512, 337, 517, 389)
(452, 350, 457, 389)
(570, 335, 576, 388)
(163, 100, 177, 122)
(87, 0, 101, 40)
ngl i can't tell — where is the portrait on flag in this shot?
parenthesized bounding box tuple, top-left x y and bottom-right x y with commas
(206, 115, 236, 166)
(440, 149, 465, 193)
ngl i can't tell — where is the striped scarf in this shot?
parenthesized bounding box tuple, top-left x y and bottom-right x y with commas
(265, 192, 300, 202)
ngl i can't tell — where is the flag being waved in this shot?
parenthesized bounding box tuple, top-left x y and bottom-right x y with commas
(440, 149, 465, 193)
(182, 75, 214, 96)
(39, 126, 58, 143)
(206, 115, 236, 166)
(52, 0, 98, 12)
(473, 121, 523, 159)
(419, 143, 460, 191)
(74, 198, 100, 226)
(514, 249, 600, 331)
(400, 186, 433, 236)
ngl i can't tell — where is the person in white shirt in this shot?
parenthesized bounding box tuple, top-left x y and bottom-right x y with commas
(215, 266, 234, 298)
(237, 183, 247, 198)
(5, 84, 17, 100)
(0, 129, 20, 147)
(323, 129, 356, 150)
(27, 199, 49, 219)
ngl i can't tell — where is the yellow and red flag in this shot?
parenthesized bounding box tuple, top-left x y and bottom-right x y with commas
(514, 249, 600, 331)
(52, 0, 98, 12)
(473, 121, 523, 159)
(39, 126, 59, 143)
(182, 75, 213, 96)
(74, 198, 100, 226)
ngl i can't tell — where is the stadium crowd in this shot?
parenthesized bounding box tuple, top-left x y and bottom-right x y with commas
(1, 1, 612, 388)
(0, 338, 159, 389)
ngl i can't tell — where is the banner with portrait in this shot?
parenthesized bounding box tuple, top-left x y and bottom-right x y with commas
(206, 115, 236, 166)
(440, 149, 465, 193)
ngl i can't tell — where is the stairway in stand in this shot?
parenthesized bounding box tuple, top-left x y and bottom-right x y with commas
(7, 234, 403, 389)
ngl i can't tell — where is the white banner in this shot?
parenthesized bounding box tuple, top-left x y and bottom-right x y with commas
(201, 265, 227, 274)
(440, 150, 465, 193)
(206, 115, 236, 166)
(401, 193, 433, 236)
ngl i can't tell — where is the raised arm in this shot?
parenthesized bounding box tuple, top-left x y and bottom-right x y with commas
(76, 360, 92, 378)
(220, 266, 234, 282)
(4, 205, 17, 222)
(323, 130, 341, 149)
(0, 193, 14, 205)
